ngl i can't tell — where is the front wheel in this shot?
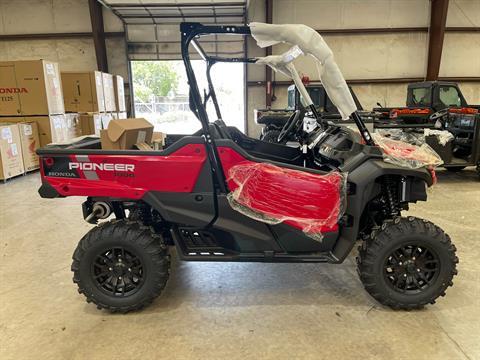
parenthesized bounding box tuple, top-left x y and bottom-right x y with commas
(72, 220, 170, 312)
(357, 217, 458, 310)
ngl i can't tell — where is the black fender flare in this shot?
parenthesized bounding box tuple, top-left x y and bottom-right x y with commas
(332, 159, 432, 262)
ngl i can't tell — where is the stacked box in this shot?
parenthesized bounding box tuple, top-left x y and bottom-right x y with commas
(62, 71, 126, 137)
(0, 60, 78, 164)
(0, 60, 64, 116)
(102, 73, 116, 112)
(0, 123, 24, 180)
(61, 71, 105, 113)
(16, 122, 41, 172)
(113, 75, 126, 112)
(0, 115, 77, 147)
(78, 113, 102, 136)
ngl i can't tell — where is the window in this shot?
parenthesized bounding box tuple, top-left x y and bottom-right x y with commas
(307, 87, 325, 110)
(411, 87, 431, 106)
(325, 97, 338, 113)
(287, 87, 296, 109)
(131, 60, 245, 134)
(439, 86, 461, 107)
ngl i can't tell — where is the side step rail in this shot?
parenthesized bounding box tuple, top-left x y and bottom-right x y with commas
(170, 227, 337, 263)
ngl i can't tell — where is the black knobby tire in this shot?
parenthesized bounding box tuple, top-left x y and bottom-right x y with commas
(261, 130, 287, 144)
(72, 220, 170, 312)
(357, 217, 458, 310)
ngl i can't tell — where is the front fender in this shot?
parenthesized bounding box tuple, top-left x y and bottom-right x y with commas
(332, 159, 431, 262)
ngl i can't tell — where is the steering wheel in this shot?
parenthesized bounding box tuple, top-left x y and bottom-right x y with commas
(277, 110, 303, 143)
(429, 108, 449, 121)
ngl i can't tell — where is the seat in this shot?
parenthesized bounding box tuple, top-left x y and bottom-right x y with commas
(210, 120, 304, 165)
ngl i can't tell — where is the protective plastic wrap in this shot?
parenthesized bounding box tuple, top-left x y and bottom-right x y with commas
(250, 22, 357, 119)
(226, 162, 347, 241)
(372, 132, 443, 169)
(376, 128, 454, 147)
(424, 129, 454, 146)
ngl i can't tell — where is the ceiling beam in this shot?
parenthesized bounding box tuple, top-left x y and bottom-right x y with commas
(426, 0, 450, 81)
(89, 0, 109, 72)
(0, 32, 124, 41)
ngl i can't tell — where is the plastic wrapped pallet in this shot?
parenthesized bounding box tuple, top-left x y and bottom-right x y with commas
(226, 162, 346, 241)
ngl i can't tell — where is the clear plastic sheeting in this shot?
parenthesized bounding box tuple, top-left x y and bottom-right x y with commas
(375, 128, 454, 147)
(256, 46, 313, 107)
(424, 129, 454, 146)
(226, 162, 347, 241)
(250, 22, 357, 120)
(372, 132, 443, 169)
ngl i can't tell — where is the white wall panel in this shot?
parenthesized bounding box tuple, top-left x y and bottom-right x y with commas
(270, 33, 428, 81)
(274, 0, 429, 29)
(0, 0, 128, 79)
(458, 82, 480, 105)
(0, 0, 92, 34)
(439, 33, 480, 77)
(0, 38, 98, 71)
(446, 0, 480, 27)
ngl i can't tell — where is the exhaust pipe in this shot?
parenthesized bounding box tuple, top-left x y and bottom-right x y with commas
(85, 202, 112, 223)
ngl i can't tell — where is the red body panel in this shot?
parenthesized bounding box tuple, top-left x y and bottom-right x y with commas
(217, 147, 343, 234)
(41, 144, 207, 199)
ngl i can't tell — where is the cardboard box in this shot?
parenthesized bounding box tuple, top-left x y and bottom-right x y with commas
(102, 73, 116, 112)
(101, 112, 114, 129)
(17, 122, 40, 171)
(78, 113, 103, 136)
(61, 71, 105, 113)
(100, 118, 153, 150)
(0, 115, 71, 147)
(0, 123, 24, 180)
(65, 113, 82, 139)
(111, 112, 128, 120)
(113, 75, 126, 112)
(152, 131, 166, 150)
(0, 60, 64, 116)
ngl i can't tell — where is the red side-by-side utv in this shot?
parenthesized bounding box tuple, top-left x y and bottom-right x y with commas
(37, 22, 458, 312)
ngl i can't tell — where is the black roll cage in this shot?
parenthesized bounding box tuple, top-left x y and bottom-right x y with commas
(180, 22, 375, 191)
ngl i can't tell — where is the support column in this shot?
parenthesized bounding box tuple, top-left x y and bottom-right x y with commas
(426, 0, 449, 81)
(88, 0, 109, 72)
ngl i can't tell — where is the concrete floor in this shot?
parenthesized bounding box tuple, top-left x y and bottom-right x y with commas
(0, 169, 479, 360)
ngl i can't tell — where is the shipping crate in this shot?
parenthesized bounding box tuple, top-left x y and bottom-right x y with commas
(61, 71, 105, 113)
(0, 60, 64, 116)
(113, 75, 126, 112)
(0, 123, 24, 180)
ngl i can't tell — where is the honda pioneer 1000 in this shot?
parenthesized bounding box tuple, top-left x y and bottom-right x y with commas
(37, 22, 458, 312)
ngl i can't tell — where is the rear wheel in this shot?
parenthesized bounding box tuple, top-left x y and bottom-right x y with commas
(357, 217, 458, 310)
(72, 220, 170, 312)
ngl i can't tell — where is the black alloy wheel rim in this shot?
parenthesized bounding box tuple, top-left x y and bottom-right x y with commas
(383, 243, 440, 294)
(91, 247, 144, 297)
